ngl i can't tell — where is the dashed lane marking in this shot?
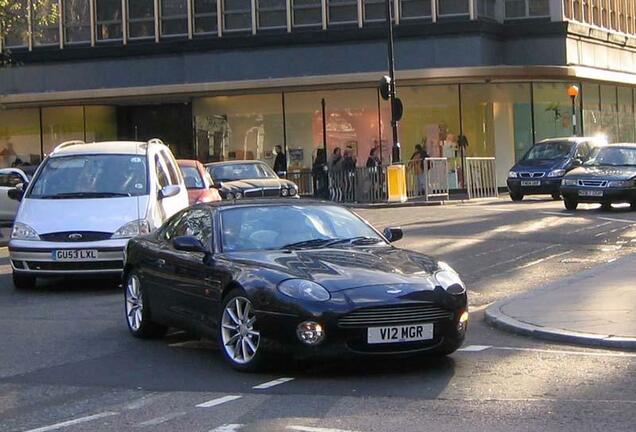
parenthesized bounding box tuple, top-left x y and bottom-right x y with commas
(209, 425, 245, 432)
(196, 395, 242, 408)
(494, 346, 636, 358)
(22, 411, 118, 432)
(457, 345, 492, 352)
(135, 412, 187, 427)
(287, 426, 359, 432)
(253, 377, 295, 389)
(598, 216, 636, 224)
(540, 211, 574, 216)
(515, 250, 573, 270)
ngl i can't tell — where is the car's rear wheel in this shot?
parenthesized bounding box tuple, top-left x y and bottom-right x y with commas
(600, 202, 612, 211)
(564, 198, 578, 211)
(12, 272, 36, 290)
(551, 192, 561, 200)
(631, 201, 636, 211)
(510, 192, 524, 202)
(125, 272, 167, 338)
(219, 290, 265, 372)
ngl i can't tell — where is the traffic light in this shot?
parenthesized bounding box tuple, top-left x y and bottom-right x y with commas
(379, 76, 391, 101)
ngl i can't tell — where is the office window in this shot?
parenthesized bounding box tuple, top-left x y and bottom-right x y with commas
(364, 0, 388, 22)
(223, 0, 252, 32)
(258, 0, 287, 30)
(400, 0, 431, 20)
(437, 0, 469, 16)
(4, 0, 30, 48)
(528, 0, 549, 16)
(161, 0, 188, 36)
(63, 0, 91, 43)
(328, 0, 358, 24)
(32, 0, 60, 46)
(505, 0, 549, 18)
(505, 0, 525, 18)
(292, 0, 322, 27)
(128, 0, 156, 39)
(194, 0, 218, 33)
(96, 0, 123, 41)
(478, 0, 496, 18)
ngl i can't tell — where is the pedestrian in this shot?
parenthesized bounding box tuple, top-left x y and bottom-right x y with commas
(312, 148, 328, 199)
(366, 147, 381, 168)
(329, 147, 344, 201)
(273, 145, 287, 175)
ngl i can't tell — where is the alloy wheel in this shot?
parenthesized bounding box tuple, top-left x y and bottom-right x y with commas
(221, 296, 260, 365)
(125, 274, 144, 331)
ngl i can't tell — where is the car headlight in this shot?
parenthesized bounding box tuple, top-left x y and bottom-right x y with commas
(548, 169, 566, 178)
(112, 219, 151, 239)
(608, 180, 635, 188)
(281, 188, 289, 197)
(289, 187, 297, 196)
(234, 192, 242, 199)
(508, 171, 518, 178)
(225, 192, 234, 200)
(434, 262, 466, 295)
(11, 222, 40, 241)
(278, 279, 331, 302)
(562, 178, 578, 186)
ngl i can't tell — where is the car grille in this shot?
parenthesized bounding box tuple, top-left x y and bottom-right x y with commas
(243, 187, 281, 198)
(578, 180, 607, 187)
(25, 260, 123, 271)
(338, 304, 454, 328)
(39, 231, 113, 242)
(519, 172, 545, 178)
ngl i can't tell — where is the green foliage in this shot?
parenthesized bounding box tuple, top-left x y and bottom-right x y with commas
(1, 0, 59, 64)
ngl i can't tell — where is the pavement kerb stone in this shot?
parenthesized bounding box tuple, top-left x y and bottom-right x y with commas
(484, 255, 636, 351)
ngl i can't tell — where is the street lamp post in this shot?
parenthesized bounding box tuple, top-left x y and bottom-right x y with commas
(568, 85, 580, 136)
(385, 0, 400, 163)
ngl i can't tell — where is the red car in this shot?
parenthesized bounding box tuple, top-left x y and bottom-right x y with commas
(177, 160, 222, 205)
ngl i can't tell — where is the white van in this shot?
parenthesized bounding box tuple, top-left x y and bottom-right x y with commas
(8, 139, 189, 289)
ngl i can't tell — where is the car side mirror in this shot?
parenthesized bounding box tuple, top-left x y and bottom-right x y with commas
(172, 236, 207, 253)
(383, 227, 403, 243)
(8, 182, 26, 201)
(158, 185, 181, 200)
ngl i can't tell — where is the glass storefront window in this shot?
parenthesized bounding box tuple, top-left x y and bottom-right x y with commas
(5, 0, 30, 48)
(258, 0, 287, 30)
(617, 87, 635, 143)
(193, 95, 284, 167)
(293, 0, 323, 27)
(437, 0, 469, 16)
(328, 0, 358, 25)
(161, 0, 189, 36)
(33, 0, 60, 46)
(0, 109, 42, 168)
(533, 82, 581, 142)
(128, 0, 156, 39)
(96, 0, 123, 41)
(600, 85, 619, 143)
(224, 0, 253, 32)
(400, 0, 431, 20)
(85, 106, 118, 142)
(582, 82, 602, 137)
(194, 0, 218, 34)
(63, 0, 91, 43)
(42, 106, 85, 156)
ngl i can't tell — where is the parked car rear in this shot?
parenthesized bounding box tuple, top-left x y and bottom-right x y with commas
(177, 159, 222, 206)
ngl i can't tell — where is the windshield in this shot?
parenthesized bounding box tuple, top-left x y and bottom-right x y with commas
(523, 142, 574, 160)
(585, 147, 636, 167)
(28, 154, 148, 199)
(220, 205, 385, 252)
(209, 163, 277, 182)
(180, 166, 205, 189)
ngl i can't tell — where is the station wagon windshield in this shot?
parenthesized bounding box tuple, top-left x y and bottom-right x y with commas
(523, 142, 574, 160)
(28, 155, 149, 199)
(586, 147, 636, 167)
(210, 163, 277, 182)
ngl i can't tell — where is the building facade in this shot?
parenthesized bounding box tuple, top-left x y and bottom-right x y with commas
(2, 0, 636, 188)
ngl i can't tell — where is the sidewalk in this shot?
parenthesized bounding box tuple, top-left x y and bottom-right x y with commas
(485, 254, 636, 350)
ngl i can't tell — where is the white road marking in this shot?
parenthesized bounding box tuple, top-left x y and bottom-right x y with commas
(494, 346, 636, 358)
(475, 207, 517, 212)
(540, 211, 574, 216)
(468, 302, 493, 312)
(287, 426, 358, 432)
(568, 221, 612, 234)
(23, 412, 118, 432)
(457, 345, 492, 352)
(253, 377, 295, 389)
(598, 216, 636, 224)
(124, 393, 162, 410)
(196, 395, 242, 408)
(515, 250, 573, 270)
(135, 412, 187, 427)
(480, 244, 559, 271)
(209, 425, 245, 432)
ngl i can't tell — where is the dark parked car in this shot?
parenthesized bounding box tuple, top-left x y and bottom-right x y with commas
(205, 160, 298, 200)
(507, 137, 605, 201)
(560, 143, 636, 211)
(123, 201, 468, 371)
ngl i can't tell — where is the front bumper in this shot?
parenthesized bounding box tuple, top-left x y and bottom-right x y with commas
(9, 238, 128, 277)
(507, 178, 562, 195)
(561, 186, 636, 204)
(253, 286, 467, 359)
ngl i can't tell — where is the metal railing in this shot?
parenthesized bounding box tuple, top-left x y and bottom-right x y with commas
(286, 171, 314, 196)
(328, 166, 386, 203)
(465, 157, 497, 199)
(405, 158, 449, 200)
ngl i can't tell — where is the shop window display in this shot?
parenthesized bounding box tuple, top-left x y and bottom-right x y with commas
(0, 109, 42, 168)
(533, 82, 582, 142)
(582, 82, 602, 138)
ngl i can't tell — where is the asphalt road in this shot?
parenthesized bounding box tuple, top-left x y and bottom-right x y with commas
(1, 197, 635, 432)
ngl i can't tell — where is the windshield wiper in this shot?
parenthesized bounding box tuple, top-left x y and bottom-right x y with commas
(322, 236, 383, 247)
(40, 192, 132, 199)
(281, 238, 332, 250)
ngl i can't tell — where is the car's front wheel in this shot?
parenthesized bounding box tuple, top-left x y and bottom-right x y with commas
(510, 192, 523, 202)
(219, 290, 265, 372)
(564, 197, 579, 210)
(551, 192, 561, 200)
(12, 272, 36, 290)
(124, 272, 167, 338)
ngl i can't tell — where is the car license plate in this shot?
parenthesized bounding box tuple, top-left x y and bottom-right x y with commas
(521, 180, 541, 186)
(51, 250, 99, 261)
(367, 323, 433, 344)
(578, 190, 604, 197)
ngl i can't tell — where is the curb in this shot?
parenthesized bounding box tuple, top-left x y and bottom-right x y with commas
(485, 257, 636, 350)
(346, 200, 445, 209)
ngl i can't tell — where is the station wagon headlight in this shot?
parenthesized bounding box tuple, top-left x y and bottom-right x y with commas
(11, 223, 40, 241)
(607, 180, 635, 188)
(434, 262, 465, 295)
(112, 219, 151, 239)
(508, 171, 518, 178)
(278, 279, 331, 302)
(548, 169, 566, 178)
(562, 179, 578, 186)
